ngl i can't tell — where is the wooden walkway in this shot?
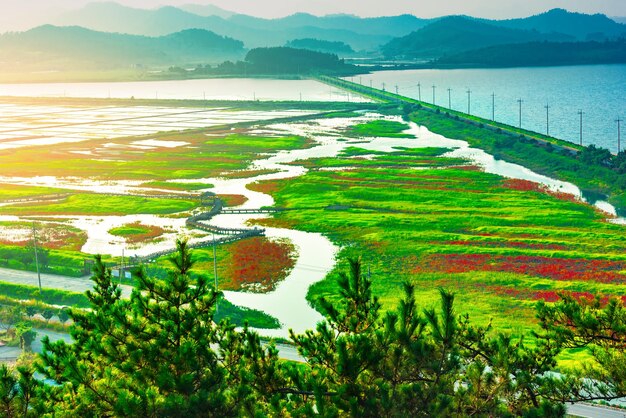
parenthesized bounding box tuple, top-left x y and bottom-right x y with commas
(220, 207, 286, 214)
(112, 195, 266, 268)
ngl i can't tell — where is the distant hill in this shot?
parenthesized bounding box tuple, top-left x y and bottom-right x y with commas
(178, 4, 235, 18)
(244, 47, 357, 75)
(52, 2, 428, 51)
(382, 16, 573, 59)
(494, 9, 626, 41)
(434, 39, 626, 68)
(0, 25, 245, 72)
(285, 38, 354, 54)
(169, 46, 359, 77)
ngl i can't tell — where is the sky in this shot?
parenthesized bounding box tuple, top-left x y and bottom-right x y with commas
(0, 0, 624, 31)
(156, 0, 626, 19)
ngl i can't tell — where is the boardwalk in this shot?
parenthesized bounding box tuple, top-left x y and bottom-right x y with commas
(118, 196, 266, 267)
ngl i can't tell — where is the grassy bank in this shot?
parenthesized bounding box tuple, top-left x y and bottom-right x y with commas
(319, 76, 626, 213)
(252, 141, 626, 366)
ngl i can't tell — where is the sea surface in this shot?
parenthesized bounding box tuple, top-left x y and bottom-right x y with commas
(0, 78, 369, 103)
(353, 64, 626, 152)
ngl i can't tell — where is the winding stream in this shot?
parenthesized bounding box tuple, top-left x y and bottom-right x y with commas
(1, 113, 624, 337)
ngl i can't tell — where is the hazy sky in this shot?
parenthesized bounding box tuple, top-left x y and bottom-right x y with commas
(173, 0, 625, 18)
(98, 0, 626, 18)
(0, 0, 624, 31)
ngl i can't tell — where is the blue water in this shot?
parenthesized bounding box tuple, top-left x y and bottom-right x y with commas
(352, 65, 626, 153)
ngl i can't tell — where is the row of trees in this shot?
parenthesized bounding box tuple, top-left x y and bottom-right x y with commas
(1, 240, 624, 416)
(169, 46, 360, 77)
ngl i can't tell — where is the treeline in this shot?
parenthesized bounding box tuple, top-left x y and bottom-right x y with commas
(169, 46, 361, 76)
(285, 38, 355, 54)
(435, 39, 626, 67)
(1, 240, 624, 416)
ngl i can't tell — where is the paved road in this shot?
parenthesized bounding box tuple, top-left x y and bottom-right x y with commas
(0, 267, 132, 297)
(568, 403, 626, 418)
(0, 328, 72, 361)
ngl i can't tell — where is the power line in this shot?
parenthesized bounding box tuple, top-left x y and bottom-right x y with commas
(578, 110, 584, 146)
(32, 222, 42, 292)
(616, 117, 622, 153)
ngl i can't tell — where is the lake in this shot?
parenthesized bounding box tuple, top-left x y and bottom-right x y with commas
(353, 65, 626, 152)
(0, 78, 369, 103)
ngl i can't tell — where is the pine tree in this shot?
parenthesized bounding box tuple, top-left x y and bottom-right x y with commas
(37, 239, 284, 417)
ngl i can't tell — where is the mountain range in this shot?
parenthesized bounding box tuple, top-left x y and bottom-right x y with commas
(0, 3, 624, 76)
(0, 25, 244, 72)
(51, 2, 428, 51)
(382, 16, 575, 60)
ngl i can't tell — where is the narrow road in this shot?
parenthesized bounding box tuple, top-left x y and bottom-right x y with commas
(0, 267, 132, 297)
(568, 403, 626, 418)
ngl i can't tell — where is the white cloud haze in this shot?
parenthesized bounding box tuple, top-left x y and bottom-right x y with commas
(0, 0, 624, 31)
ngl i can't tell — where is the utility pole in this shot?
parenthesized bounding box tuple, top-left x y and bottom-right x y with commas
(395, 85, 399, 95)
(545, 104, 550, 136)
(213, 233, 218, 312)
(359, 76, 362, 85)
(617, 117, 623, 153)
(578, 110, 584, 146)
(466, 89, 471, 115)
(491, 93, 495, 121)
(32, 222, 42, 292)
(382, 82, 386, 91)
(431, 85, 436, 104)
(417, 82, 421, 101)
(120, 249, 124, 284)
(447, 88, 452, 109)
(517, 99, 523, 128)
(369, 80, 373, 88)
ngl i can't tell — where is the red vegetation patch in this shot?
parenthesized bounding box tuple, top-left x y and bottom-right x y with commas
(502, 179, 579, 203)
(219, 194, 248, 207)
(226, 237, 296, 293)
(0, 222, 87, 251)
(419, 253, 626, 284)
(503, 179, 543, 192)
(247, 180, 284, 196)
(451, 165, 483, 171)
(437, 240, 567, 251)
(484, 285, 626, 305)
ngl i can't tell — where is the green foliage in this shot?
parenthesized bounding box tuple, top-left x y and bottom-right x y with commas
(4, 252, 626, 414)
(536, 295, 626, 401)
(285, 38, 355, 54)
(409, 111, 626, 212)
(37, 240, 285, 416)
(435, 39, 626, 68)
(0, 281, 90, 308)
(349, 119, 412, 138)
(0, 194, 197, 216)
(0, 363, 42, 417)
(287, 258, 569, 416)
(578, 144, 613, 168)
(244, 47, 357, 75)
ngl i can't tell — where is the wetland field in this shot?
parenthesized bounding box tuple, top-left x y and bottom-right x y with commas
(0, 91, 624, 364)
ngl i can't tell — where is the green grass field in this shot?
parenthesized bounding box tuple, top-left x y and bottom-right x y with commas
(0, 194, 197, 216)
(253, 144, 626, 366)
